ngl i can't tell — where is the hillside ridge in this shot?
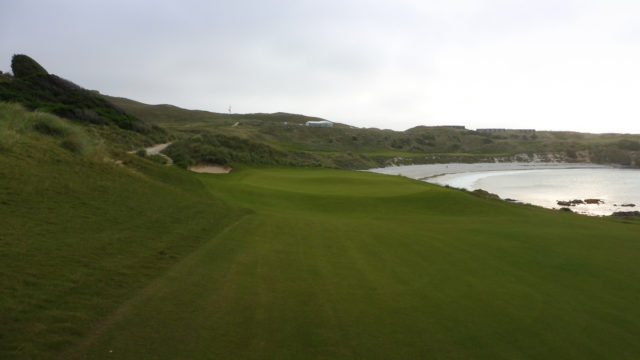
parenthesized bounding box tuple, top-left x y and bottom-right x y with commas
(106, 95, 640, 169)
(0, 55, 165, 137)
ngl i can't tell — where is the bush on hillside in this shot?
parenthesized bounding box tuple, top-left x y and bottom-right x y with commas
(1, 102, 94, 154)
(147, 154, 169, 165)
(60, 134, 87, 153)
(31, 112, 73, 137)
(164, 133, 320, 168)
(471, 189, 500, 199)
(616, 139, 640, 151)
(590, 146, 632, 166)
(11, 54, 48, 78)
(29, 111, 91, 153)
(0, 54, 169, 145)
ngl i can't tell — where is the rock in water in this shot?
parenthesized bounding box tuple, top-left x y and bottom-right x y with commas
(584, 199, 603, 205)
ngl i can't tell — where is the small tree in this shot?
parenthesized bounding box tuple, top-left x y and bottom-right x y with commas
(11, 54, 48, 78)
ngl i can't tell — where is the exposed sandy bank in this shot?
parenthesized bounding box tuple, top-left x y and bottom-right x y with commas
(189, 165, 232, 174)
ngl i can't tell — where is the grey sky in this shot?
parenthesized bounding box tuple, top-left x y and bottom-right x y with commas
(2, 0, 639, 133)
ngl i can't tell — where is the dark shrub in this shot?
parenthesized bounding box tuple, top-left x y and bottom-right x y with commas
(616, 139, 640, 151)
(147, 154, 168, 165)
(60, 134, 86, 153)
(11, 54, 48, 78)
(32, 116, 70, 137)
(71, 108, 104, 124)
(132, 120, 153, 133)
(471, 189, 500, 199)
(1, 54, 165, 137)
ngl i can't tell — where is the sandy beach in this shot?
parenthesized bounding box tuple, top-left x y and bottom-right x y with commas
(368, 162, 609, 180)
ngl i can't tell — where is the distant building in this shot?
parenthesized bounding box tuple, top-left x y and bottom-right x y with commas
(477, 128, 506, 133)
(306, 120, 333, 128)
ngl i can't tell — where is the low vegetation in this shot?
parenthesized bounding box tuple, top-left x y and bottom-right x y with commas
(0, 103, 246, 359)
(163, 133, 322, 168)
(108, 96, 640, 169)
(0, 55, 169, 143)
(0, 102, 94, 155)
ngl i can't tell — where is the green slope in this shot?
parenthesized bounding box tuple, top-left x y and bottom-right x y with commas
(78, 168, 640, 359)
(0, 103, 246, 359)
(0, 55, 169, 145)
(106, 95, 640, 169)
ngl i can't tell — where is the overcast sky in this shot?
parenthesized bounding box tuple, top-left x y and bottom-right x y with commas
(2, 0, 639, 133)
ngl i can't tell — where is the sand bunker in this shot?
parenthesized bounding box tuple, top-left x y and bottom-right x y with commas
(189, 165, 232, 174)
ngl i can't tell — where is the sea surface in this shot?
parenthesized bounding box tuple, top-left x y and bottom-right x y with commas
(370, 164, 640, 216)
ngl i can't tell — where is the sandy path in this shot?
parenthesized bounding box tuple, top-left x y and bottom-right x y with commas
(128, 142, 174, 165)
(145, 143, 173, 165)
(144, 142, 172, 155)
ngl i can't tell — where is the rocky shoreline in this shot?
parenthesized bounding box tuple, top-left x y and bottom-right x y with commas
(555, 198, 638, 217)
(370, 163, 640, 218)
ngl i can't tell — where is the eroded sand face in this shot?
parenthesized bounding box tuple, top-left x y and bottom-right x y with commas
(189, 165, 232, 174)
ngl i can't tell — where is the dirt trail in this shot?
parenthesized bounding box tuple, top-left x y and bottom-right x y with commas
(130, 142, 174, 165)
(145, 143, 173, 165)
(145, 142, 171, 155)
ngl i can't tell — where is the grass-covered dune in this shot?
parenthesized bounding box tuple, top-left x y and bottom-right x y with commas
(2, 104, 640, 359)
(0, 55, 169, 144)
(107, 95, 640, 169)
(0, 103, 246, 358)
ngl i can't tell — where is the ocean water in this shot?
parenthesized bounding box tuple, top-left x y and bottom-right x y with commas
(428, 168, 640, 216)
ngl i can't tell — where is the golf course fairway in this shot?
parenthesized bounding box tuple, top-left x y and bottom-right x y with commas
(72, 167, 640, 359)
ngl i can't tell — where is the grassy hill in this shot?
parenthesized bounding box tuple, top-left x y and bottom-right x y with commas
(0, 103, 246, 358)
(0, 55, 169, 147)
(2, 102, 640, 359)
(55, 168, 640, 359)
(106, 96, 640, 169)
(6, 57, 633, 170)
